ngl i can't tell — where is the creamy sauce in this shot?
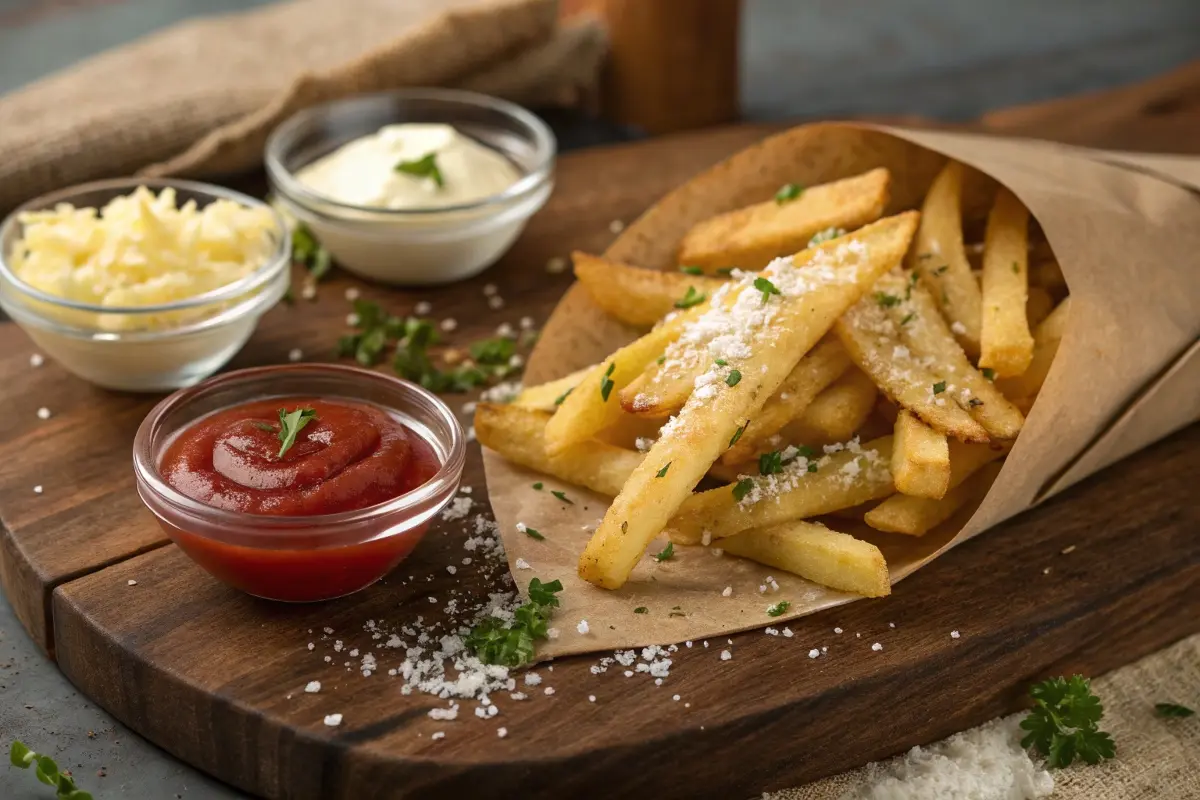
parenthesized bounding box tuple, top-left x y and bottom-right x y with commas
(295, 124, 522, 210)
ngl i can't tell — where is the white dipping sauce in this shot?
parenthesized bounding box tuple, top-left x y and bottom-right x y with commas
(295, 123, 521, 209)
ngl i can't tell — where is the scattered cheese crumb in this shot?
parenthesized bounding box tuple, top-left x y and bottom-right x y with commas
(834, 627, 844, 634)
(37, 407, 51, 420)
(673, 694, 681, 701)
(29, 353, 44, 367)
(346, 313, 360, 326)
(446, 565, 457, 575)
(414, 301, 432, 315)
(889, 622, 896, 629)
(872, 642, 884, 652)
(588, 695, 596, 703)
(519, 316, 535, 330)
(721, 586, 732, 597)
(514, 557, 531, 570)
(323, 714, 342, 727)
(344, 287, 360, 301)
(808, 648, 820, 659)
(497, 727, 508, 738)
(524, 672, 542, 686)
(951, 320, 968, 335)
(545, 256, 567, 274)
(431, 731, 445, 741)
(544, 687, 555, 696)
(609, 219, 625, 234)
(440, 318, 458, 332)
(488, 296, 505, 310)
(126, 579, 137, 586)
(301, 284, 317, 300)
(782, 628, 794, 638)
(483, 283, 498, 296)
(428, 706, 458, 721)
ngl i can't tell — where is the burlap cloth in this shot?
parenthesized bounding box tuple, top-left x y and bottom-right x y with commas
(0, 0, 606, 213)
(768, 632, 1200, 798)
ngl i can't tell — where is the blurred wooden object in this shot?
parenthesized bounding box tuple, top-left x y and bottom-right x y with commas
(562, 0, 741, 134)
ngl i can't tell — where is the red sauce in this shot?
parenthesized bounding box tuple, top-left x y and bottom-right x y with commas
(161, 398, 439, 516)
(155, 398, 442, 602)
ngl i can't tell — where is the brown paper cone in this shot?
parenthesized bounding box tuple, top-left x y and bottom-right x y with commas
(482, 123, 1200, 660)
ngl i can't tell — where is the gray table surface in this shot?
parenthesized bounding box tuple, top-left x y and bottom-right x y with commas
(2, 0, 1200, 798)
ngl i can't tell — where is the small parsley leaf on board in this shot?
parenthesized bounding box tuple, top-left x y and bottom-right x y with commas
(551, 490, 573, 505)
(469, 337, 516, 366)
(981, 368, 996, 380)
(634, 606, 649, 614)
(292, 222, 332, 284)
(900, 312, 916, 326)
(521, 526, 545, 541)
(766, 601, 790, 617)
(1155, 702, 1195, 718)
(9, 740, 93, 799)
(276, 407, 317, 459)
(875, 292, 901, 308)
(654, 542, 675, 562)
(532, 482, 543, 490)
(774, 183, 804, 204)
(394, 152, 445, 187)
(465, 578, 562, 667)
(1020, 675, 1116, 768)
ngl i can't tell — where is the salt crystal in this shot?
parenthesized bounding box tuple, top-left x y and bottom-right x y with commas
(415, 301, 432, 315)
(29, 353, 44, 367)
(36, 407, 51, 420)
(33, 485, 43, 494)
(720, 650, 732, 661)
(288, 348, 303, 362)
(951, 630, 961, 639)
(808, 649, 819, 659)
(497, 727, 508, 738)
(440, 318, 458, 332)
(324, 714, 343, 727)
(344, 287, 360, 301)
(871, 642, 883, 652)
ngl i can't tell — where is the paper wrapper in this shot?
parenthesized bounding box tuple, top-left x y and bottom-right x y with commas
(481, 123, 1200, 660)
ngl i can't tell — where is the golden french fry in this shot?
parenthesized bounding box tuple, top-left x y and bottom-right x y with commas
(835, 294, 990, 442)
(719, 520, 890, 598)
(979, 188, 1034, 378)
(996, 297, 1071, 412)
(544, 309, 699, 455)
(474, 404, 642, 497)
(720, 337, 851, 463)
(864, 461, 1002, 536)
(595, 413, 665, 450)
(512, 365, 594, 412)
(911, 162, 983, 355)
(677, 168, 891, 272)
(666, 437, 895, 545)
(572, 251, 726, 328)
(892, 409, 950, 499)
(1026, 285, 1054, 329)
(579, 213, 920, 588)
(875, 271, 1024, 440)
(781, 368, 878, 447)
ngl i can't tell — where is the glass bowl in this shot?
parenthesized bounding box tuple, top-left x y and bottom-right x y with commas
(133, 364, 466, 602)
(0, 178, 290, 392)
(265, 88, 555, 286)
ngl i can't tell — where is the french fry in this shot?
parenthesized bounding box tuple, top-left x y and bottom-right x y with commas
(677, 168, 891, 272)
(911, 162, 983, 355)
(835, 294, 990, 442)
(595, 413, 665, 450)
(579, 213, 920, 588)
(864, 440, 1006, 533)
(666, 436, 896, 545)
(719, 520, 890, 597)
(513, 365, 594, 412)
(996, 297, 1071, 412)
(544, 309, 699, 455)
(474, 404, 641, 497)
(979, 188, 1034, 377)
(875, 272, 1025, 440)
(864, 461, 1002, 536)
(572, 252, 726, 328)
(1026, 286, 1054, 329)
(720, 337, 851, 463)
(892, 409, 950, 499)
(782, 368, 879, 447)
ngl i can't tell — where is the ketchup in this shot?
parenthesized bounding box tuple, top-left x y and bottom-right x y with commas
(156, 398, 441, 601)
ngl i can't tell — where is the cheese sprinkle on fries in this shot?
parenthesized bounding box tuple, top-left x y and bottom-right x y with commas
(478, 161, 1069, 597)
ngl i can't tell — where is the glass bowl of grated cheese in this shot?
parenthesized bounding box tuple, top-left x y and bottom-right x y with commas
(0, 178, 291, 392)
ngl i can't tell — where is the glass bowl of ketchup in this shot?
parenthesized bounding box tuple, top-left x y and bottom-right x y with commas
(133, 364, 465, 602)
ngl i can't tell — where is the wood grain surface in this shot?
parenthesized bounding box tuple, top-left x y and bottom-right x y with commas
(1, 96, 1199, 798)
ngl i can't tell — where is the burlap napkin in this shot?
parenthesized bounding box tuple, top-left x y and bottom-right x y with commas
(0, 0, 605, 213)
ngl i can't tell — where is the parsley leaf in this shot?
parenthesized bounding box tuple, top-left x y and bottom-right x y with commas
(753, 276, 782, 304)
(600, 361, 616, 401)
(656, 462, 671, 478)
(981, 368, 996, 380)
(276, 407, 316, 459)
(554, 387, 573, 405)
(729, 424, 746, 446)
(759, 450, 784, 475)
(766, 601, 790, 617)
(807, 462, 819, 473)
(726, 369, 742, 387)
(532, 482, 543, 490)
(469, 337, 516, 366)
(521, 526, 545, 541)
(732, 478, 755, 502)
(808, 227, 845, 247)
(679, 266, 704, 275)
(932, 381, 947, 394)
(551, 490, 573, 505)
(716, 267, 735, 276)
(465, 578, 562, 667)
(875, 292, 901, 307)
(775, 183, 804, 204)
(1020, 675, 1116, 768)
(634, 606, 648, 614)
(1155, 702, 1195, 718)
(675, 285, 706, 309)
(9, 740, 93, 799)
(292, 223, 332, 284)
(900, 312, 916, 326)
(654, 542, 675, 562)
(394, 152, 444, 187)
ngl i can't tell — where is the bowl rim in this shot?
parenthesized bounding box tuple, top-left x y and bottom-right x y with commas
(264, 87, 557, 218)
(0, 177, 291, 316)
(133, 364, 467, 543)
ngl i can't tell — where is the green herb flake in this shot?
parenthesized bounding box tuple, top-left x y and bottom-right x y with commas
(654, 542, 675, 562)
(807, 462, 819, 473)
(656, 462, 671, 478)
(551, 490, 573, 505)
(600, 376, 615, 402)
(715, 358, 727, 367)
(775, 183, 804, 204)
(394, 152, 445, 188)
(1012, 261, 1020, 274)
(716, 267, 735, 276)
(933, 265, 949, 276)
(759, 450, 784, 475)
(656, 355, 666, 365)
(725, 369, 742, 387)
(679, 266, 704, 275)
(674, 285, 707, 309)
(465, 577, 562, 667)
(766, 601, 790, 617)
(900, 312, 917, 325)
(981, 368, 996, 380)
(252, 421, 276, 433)
(875, 292, 901, 308)
(634, 606, 649, 614)
(554, 387, 573, 405)
(1155, 702, 1195, 718)
(753, 276, 782, 304)
(276, 407, 317, 459)
(1020, 675, 1115, 768)
(797, 445, 815, 459)
(532, 482, 543, 490)
(729, 424, 746, 447)
(732, 478, 755, 502)
(932, 381, 947, 394)
(521, 526, 545, 541)
(470, 337, 516, 366)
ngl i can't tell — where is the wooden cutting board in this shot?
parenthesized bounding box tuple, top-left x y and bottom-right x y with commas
(1, 121, 1198, 800)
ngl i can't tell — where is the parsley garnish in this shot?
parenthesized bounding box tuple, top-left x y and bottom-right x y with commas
(600, 362, 616, 401)
(905, 271, 919, 299)
(796, 445, 815, 458)
(656, 355, 666, 365)
(808, 227, 845, 247)
(394, 152, 444, 188)
(766, 601, 790, 617)
(532, 482, 543, 490)
(1020, 675, 1115, 768)
(753, 276, 782, 304)
(276, 407, 316, 459)
(679, 266, 704, 275)
(875, 292, 901, 308)
(554, 387, 572, 405)
(469, 337, 516, 366)
(634, 606, 648, 614)
(656, 462, 671, 478)
(1012, 261, 1020, 274)
(522, 526, 545, 541)
(675, 286, 706, 309)
(774, 183, 804, 204)
(729, 424, 746, 446)
(932, 381, 947, 394)
(726, 369, 742, 387)
(1155, 702, 1195, 718)
(464, 577, 562, 667)
(716, 267, 735, 276)
(900, 312, 916, 326)
(981, 368, 996, 380)
(9, 741, 92, 799)
(932, 265, 949, 276)
(732, 478, 755, 502)
(715, 358, 727, 367)
(807, 462, 818, 473)
(551, 490, 573, 505)
(292, 223, 331, 284)
(654, 542, 675, 562)
(759, 450, 784, 475)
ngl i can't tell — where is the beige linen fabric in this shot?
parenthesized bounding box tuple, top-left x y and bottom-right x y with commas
(0, 0, 605, 213)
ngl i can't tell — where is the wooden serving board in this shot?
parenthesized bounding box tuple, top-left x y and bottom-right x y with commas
(1, 121, 1198, 800)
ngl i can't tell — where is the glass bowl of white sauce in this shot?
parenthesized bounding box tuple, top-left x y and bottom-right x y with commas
(265, 88, 556, 286)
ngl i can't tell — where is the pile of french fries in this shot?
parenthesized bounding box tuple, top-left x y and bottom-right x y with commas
(476, 162, 1070, 598)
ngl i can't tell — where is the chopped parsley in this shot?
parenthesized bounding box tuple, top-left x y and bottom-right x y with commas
(551, 490, 573, 505)
(981, 368, 996, 380)
(766, 601, 790, 617)
(1020, 675, 1115, 768)
(932, 381, 947, 394)
(600, 362, 616, 401)
(554, 387, 573, 405)
(654, 542, 675, 562)
(875, 292, 901, 308)
(725, 369, 742, 387)
(729, 424, 747, 446)
(656, 355, 666, 365)
(732, 478, 755, 502)
(905, 271, 919, 299)
(716, 267, 735, 276)
(634, 606, 649, 614)
(276, 407, 316, 459)
(753, 276, 782, 304)
(521, 526, 545, 541)
(679, 265, 704, 275)
(469, 337, 516, 366)
(759, 450, 784, 475)
(796, 445, 815, 458)
(715, 358, 727, 367)
(532, 482, 543, 490)
(774, 182, 804, 204)
(1155, 702, 1195, 718)
(807, 462, 819, 473)
(1012, 261, 1020, 274)
(675, 285, 706, 309)
(251, 421, 276, 433)
(656, 462, 671, 478)
(292, 222, 331, 283)
(900, 312, 917, 326)
(932, 265, 949, 276)
(464, 577, 562, 667)
(394, 152, 445, 188)
(808, 227, 845, 247)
